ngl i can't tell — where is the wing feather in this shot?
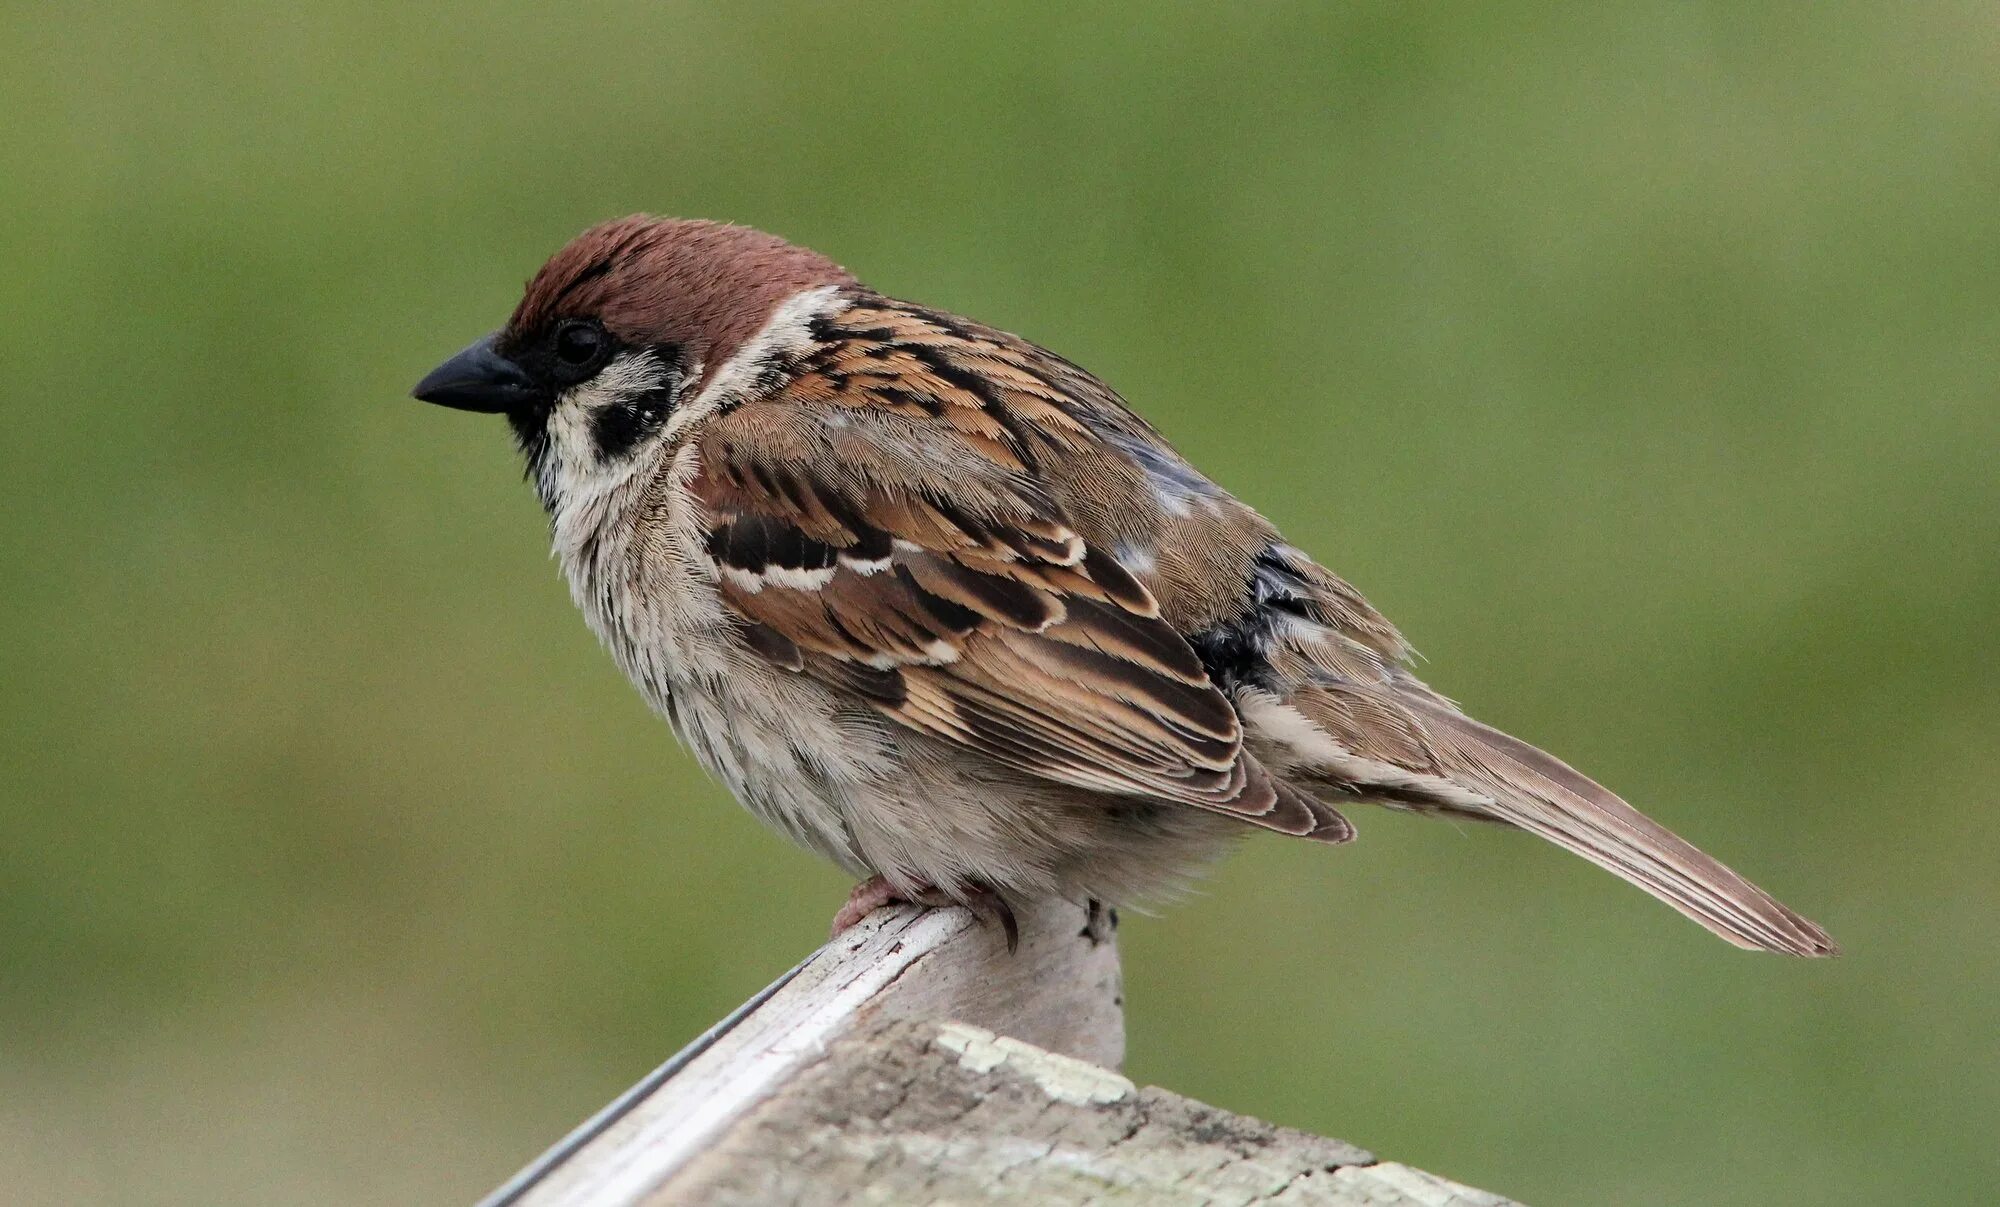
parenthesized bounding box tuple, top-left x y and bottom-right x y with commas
(691, 393, 1349, 841)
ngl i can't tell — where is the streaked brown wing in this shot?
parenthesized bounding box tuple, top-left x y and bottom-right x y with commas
(690, 404, 1348, 841)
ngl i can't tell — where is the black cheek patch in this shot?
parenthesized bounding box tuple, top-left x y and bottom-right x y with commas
(591, 381, 675, 462)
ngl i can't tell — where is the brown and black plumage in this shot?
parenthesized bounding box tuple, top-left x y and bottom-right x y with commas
(415, 215, 1835, 957)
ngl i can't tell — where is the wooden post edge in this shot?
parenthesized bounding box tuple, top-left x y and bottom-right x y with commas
(478, 899, 1520, 1206)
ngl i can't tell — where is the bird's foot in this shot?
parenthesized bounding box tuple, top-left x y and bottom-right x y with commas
(961, 884, 1021, 954)
(829, 875, 1021, 953)
(829, 874, 903, 938)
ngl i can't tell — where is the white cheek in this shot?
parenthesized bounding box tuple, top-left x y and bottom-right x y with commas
(542, 349, 676, 493)
(545, 401, 595, 465)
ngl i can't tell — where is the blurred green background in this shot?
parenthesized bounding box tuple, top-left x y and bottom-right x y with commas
(4, 4, 1995, 1204)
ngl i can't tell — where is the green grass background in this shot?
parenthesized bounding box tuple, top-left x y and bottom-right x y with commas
(4, 4, 1995, 1203)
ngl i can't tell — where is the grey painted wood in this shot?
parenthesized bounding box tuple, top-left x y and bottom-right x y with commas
(480, 901, 1519, 1207)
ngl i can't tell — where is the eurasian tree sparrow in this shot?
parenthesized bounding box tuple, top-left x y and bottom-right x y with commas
(414, 216, 1834, 956)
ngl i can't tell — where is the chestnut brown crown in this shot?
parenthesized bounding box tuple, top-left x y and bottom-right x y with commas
(506, 215, 856, 372)
(413, 216, 853, 417)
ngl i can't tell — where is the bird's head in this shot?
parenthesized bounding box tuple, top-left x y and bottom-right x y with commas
(414, 215, 853, 506)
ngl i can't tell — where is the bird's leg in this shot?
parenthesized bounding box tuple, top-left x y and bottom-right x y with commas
(1081, 898, 1119, 946)
(829, 875, 1020, 953)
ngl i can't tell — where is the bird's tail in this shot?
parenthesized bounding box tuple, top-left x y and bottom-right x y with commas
(1412, 701, 1837, 956)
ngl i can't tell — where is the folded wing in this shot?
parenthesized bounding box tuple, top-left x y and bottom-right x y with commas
(691, 401, 1352, 843)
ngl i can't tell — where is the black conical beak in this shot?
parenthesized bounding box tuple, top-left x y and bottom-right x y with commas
(412, 333, 540, 413)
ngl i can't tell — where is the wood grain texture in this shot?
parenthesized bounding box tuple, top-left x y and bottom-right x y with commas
(482, 901, 1519, 1207)
(659, 1019, 1517, 1206)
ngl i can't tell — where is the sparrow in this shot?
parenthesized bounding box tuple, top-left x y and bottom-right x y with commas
(414, 215, 1835, 957)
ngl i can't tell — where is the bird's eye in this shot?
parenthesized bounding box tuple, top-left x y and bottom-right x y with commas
(554, 320, 607, 367)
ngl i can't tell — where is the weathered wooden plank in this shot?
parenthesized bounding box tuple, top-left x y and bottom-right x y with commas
(479, 900, 1519, 1206)
(655, 1019, 1516, 1205)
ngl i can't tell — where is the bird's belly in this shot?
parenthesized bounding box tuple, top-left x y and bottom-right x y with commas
(663, 656, 1244, 905)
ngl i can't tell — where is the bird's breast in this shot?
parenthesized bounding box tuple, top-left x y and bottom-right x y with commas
(547, 446, 890, 872)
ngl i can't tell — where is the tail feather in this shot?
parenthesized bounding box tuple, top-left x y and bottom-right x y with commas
(1411, 702, 1838, 957)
